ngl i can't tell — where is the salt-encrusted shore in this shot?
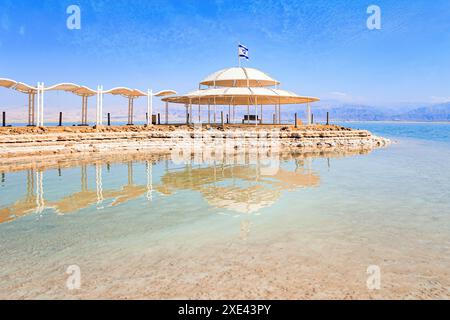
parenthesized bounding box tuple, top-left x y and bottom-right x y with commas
(0, 124, 390, 165)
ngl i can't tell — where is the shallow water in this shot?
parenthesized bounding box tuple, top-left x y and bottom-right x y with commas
(0, 123, 449, 299)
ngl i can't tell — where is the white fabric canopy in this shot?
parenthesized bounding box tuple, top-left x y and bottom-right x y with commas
(200, 67, 280, 87)
(162, 87, 319, 105)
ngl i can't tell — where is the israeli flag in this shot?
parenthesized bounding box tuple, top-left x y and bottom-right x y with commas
(238, 44, 249, 60)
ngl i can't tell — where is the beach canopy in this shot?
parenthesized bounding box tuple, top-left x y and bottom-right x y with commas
(45, 83, 97, 97)
(0, 78, 37, 93)
(0, 78, 176, 98)
(103, 87, 147, 98)
(162, 87, 319, 105)
(200, 67, 280, 87)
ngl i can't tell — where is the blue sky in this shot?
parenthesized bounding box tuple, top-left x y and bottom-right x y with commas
(1, 0, 450, 114)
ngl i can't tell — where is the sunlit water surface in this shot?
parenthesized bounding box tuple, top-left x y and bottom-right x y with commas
(1, 122, 449, 299)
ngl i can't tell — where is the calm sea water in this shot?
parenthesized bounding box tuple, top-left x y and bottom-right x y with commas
(0, 122, 449, 299)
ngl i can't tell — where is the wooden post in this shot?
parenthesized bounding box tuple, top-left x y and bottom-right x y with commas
(221, 111, 224, 126)
(58, 112, 63, 126)
(295, 113, 298, 128)
(107, 113, 111, 126)
(2, 112, 5, 127)
(326, 112, 329, 125)
(157, 113, 161, 125)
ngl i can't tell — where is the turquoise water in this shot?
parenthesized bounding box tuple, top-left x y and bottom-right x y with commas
(0, 123, 449, 299)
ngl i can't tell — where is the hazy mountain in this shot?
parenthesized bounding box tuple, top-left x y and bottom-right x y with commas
(391, 103, 450, 122)
(309, 102, 450, 122)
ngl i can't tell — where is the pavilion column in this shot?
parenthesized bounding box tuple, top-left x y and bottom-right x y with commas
(185, 104, 189, 124)
(96, 85, 103, 126)
(131, 98, 134, 125)
(127, 97, 135, 125)
(147, 89, 153, 126)
(36, 83, 40, 127)
(84, 96, 89, 125)
(81, 96, 88, 125)
(233, 105, 236, 124)
(31, 92, 36, 126)
(165, 101, 169, 124)
(96, 86, 99, 125)
(80, 96, 84, 125)
(100, 86, 103, 125)
(40, 83, 45, 127)
(260, 104, 263, 124)
(27, 92, 33, 126)
(189, 100, 192, 124)
(208, 104, 211, 124)
(213, 97, 216, 124)
(198, 103, 201, 123)
(307, 102, 311, 125)
(274, 105, 277, 124)
(228, 105, 231, 124)
(255, 97, 258, 126)
(81, 96, 84, 125)
(247, 102, 250, 125)
(278, 104, 281, 124)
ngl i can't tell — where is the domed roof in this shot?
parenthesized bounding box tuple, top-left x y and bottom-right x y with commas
(200, 67, 280, 87)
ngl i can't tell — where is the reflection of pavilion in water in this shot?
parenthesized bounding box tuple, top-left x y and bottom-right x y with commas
(0, 161, 154, 224)
(156, 154, 319, 214)
(0, 152, 320, 223)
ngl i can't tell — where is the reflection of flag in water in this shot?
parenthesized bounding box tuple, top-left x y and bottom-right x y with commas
(238, 44, 249, 60)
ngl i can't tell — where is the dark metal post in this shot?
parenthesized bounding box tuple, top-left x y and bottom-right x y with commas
(158, 113, 161, 125)
(107, 113, 111, 126)
(273, 113, 276, 124)
(226, 114, 229, 124)
(311, 113, 314, 124)
(58, 112, 63, 126)
(326, 112, 329, 125)
(295, 113, 298, 128)
(2, 112, 5, 127)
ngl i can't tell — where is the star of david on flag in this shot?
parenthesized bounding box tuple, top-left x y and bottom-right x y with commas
(238, 44, 249, 60)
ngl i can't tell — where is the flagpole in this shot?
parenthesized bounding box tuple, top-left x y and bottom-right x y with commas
(238, 42, 241, 67)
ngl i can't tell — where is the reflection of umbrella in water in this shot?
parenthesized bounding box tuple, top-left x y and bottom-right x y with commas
(156, 161, 319, 214)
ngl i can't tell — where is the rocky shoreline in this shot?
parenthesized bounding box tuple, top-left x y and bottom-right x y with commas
(0, 124, 390, 165)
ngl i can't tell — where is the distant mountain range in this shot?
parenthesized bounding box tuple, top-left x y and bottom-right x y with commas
(2, 101, 450, 123)
(309, 102, 450, 122)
